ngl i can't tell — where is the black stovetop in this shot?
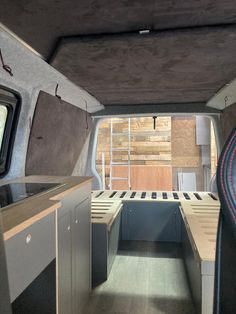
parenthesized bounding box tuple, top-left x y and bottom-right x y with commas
(0, 182, 61, 209)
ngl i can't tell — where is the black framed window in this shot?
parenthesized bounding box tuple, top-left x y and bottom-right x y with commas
(0, 87, 20, 176)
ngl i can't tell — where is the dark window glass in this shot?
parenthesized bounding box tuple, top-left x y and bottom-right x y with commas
(0, 87, 20, 176)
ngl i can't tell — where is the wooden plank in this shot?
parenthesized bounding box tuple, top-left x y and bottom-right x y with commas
(126, 141, 171, 147)
(121, 155, 171, 161)
(111, 165, 172, 190)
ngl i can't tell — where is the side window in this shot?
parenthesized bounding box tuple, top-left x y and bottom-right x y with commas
(210, 121, 218, 179)
(0, 88, 20, 176)
(0, 105, 8, 148)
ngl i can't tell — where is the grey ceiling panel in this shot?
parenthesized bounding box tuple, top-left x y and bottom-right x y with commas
(51, 26, 236, 105)
(1, 0, 236, 58)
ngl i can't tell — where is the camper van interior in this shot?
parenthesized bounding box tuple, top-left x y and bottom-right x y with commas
(0, 2, 236, 314)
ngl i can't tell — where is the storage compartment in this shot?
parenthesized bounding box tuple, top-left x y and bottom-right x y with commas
(5, 212, 55, 302)
(121, 201, 181, 242)
(11, 260, 56, 314)
(92, 211, 121, 283)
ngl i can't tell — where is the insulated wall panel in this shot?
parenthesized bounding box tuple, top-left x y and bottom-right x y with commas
(26, 91, 92, 176)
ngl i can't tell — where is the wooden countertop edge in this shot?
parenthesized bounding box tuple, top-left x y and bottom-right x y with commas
(2, 176, 93, 240)
(0, 176, 93, 201)
(3, 202, 61, 241)
(50, 178, 93, 201)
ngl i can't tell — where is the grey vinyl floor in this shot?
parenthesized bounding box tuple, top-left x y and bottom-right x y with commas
(85, 241, 195, 314)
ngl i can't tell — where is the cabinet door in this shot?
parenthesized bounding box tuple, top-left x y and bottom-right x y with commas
(122, 202, 179, 242)
(72, 198, 91, 313)
(58, 211, 72, 314)
(121, 204, 130, 240)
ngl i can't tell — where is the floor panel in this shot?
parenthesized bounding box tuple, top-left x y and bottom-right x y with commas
(85, 241, 195, 314)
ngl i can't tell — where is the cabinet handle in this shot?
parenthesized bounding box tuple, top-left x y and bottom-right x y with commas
(67, 225, 71, 231)
(26, 234, 32, 244)
(75, 219, 79, 224)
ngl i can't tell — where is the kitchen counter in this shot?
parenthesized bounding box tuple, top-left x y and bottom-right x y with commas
(2, 175, 92, 307)
(1, 176, 92, 240)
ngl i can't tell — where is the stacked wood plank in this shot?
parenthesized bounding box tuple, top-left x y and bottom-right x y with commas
(96, 117, 171, 166)
(96, 116, 210, 190)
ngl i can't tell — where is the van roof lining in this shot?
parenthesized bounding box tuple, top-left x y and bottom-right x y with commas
(1, 1, 236, 108)
(1, 0, 236, 59)
(51, 25, 236, 106)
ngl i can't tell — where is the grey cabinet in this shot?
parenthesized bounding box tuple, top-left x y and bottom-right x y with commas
(58, 210, 72, 314)
(57, 183, 91, 314)
(92, 211, 121, 283)
(5, 212, 56, 302)
(181, 220, 201, 314)
(72, 198, 91, 313)
(121, 201, 181, 242)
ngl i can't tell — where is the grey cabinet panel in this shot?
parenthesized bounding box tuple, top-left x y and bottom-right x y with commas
(0, 215, 11, 314)
(58, 184, 91, 219)
(121, 206, 130, 241)
(107, 212, 121, 275)
(121, 202, 180, 242)
(5, 212, 55, 302)
(92, 224, 108, 281)
(73, 198, 91, 313)
(181, 220, 201, 314)
(72, 205, 80, 314)
(57, 182, 91, 314)
(58, 211, 72, 314)
(92, 212, 121, 283)
(175, 208, 182, 242)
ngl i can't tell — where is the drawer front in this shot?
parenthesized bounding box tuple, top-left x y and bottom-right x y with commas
(5, 212, 55, 302)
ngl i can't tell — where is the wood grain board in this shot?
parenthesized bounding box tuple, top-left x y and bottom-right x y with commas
(111, 165, 172, 190)
(96, 117, 172, 167)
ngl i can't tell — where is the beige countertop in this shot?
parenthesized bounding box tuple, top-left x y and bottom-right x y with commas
(1, 176, 92, 240)
(91, 200, 123, 231)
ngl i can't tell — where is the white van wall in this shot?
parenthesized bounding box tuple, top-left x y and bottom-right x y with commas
(220, 103, 236, 141)
(0, 28, 103, 179)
